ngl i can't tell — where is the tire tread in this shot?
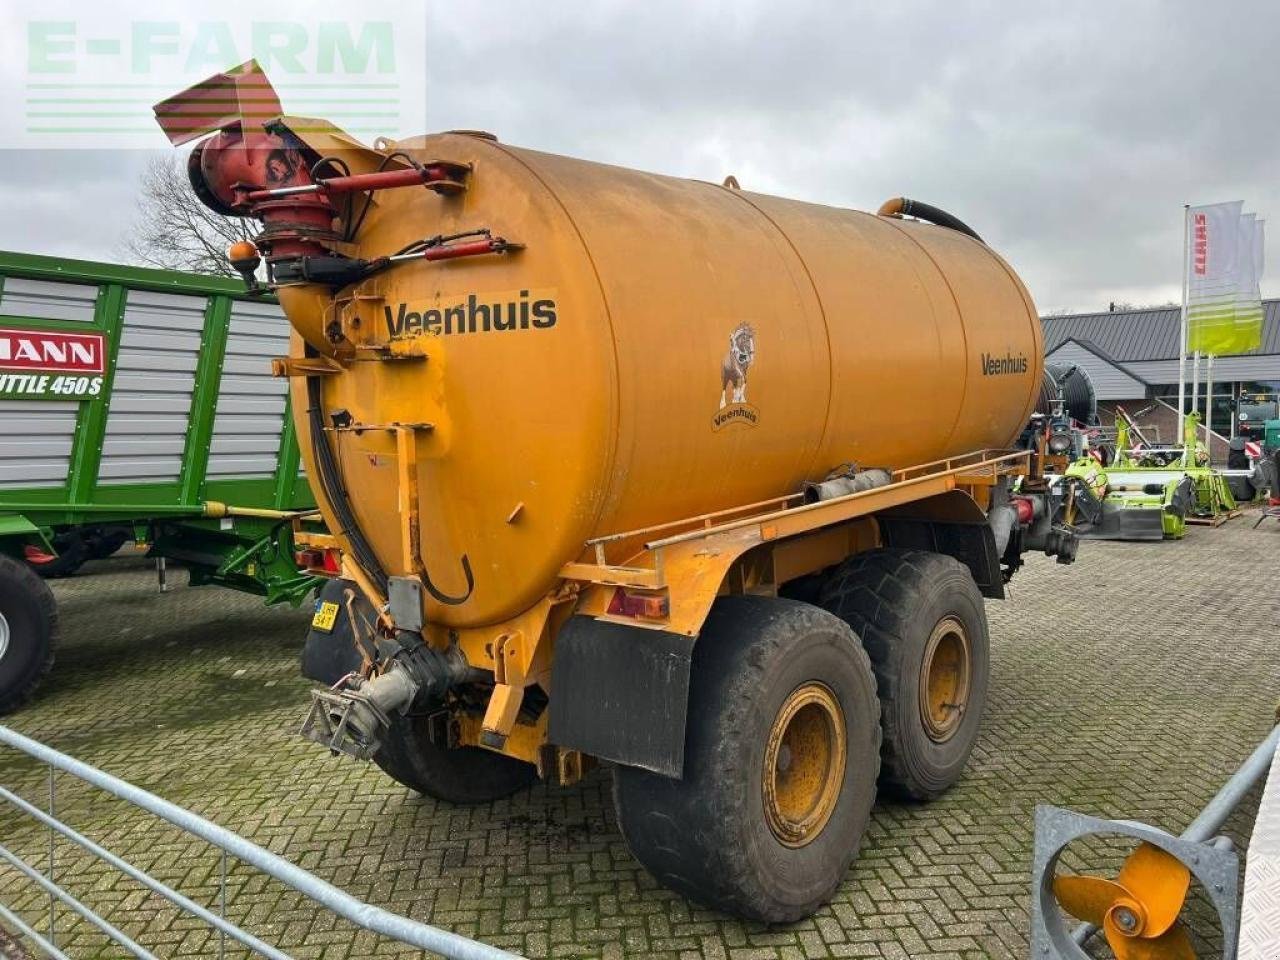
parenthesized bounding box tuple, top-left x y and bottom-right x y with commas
(0, 553, 59, 714)
(819, 548, 982, 799)
(613, 596, 880, 922)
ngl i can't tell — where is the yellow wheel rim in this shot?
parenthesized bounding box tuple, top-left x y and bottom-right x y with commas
(919, 616, 972, 743)
(763, 682, 846, 848)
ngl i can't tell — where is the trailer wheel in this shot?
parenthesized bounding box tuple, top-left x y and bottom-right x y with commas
(0, 553, 58, 714)
(375, 716, 537, 804)
(819, 549, 989, 801)
(612, 596, 880, 923)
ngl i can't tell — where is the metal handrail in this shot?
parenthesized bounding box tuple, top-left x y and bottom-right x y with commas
(0, 724, 524, 960)
(645, 449, 1029, 551)
(0, 785, 289, 960)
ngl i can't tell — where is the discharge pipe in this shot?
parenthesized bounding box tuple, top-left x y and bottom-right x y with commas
(308, 637, 478, 758)
(878, 197, 984, 243)
(802, 467, 892, 503)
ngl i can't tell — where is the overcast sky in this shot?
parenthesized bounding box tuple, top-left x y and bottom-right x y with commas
(1, 1, 1277, 314)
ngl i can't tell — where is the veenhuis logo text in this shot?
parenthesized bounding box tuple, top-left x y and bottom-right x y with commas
(385, 290, 557, 339)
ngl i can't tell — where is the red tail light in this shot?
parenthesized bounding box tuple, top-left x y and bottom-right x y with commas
(1011, 496, 1036, 525)
(607, 588, 670, 620)
(296, 548, 343, 576)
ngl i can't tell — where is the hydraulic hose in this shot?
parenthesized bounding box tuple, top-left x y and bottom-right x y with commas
(877, 197, 984, 243)
(305, 371, 389, 596)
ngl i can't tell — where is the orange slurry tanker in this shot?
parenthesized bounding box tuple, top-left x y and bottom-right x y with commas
(156, 62, 1086, 921)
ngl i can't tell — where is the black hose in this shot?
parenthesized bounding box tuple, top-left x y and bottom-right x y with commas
(305, 366, 473, 606)
(305, 372, 388, 595)
(1037, 361, 1099, 426)
(886, 198, 984, 243)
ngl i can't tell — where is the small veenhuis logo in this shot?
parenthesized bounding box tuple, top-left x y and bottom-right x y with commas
(980, 351, 1028, 376)
(714, 322, 760, 430)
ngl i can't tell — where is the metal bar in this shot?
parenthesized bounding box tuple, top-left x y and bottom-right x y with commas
(0, 250, 267, 299)
(646, 468, 962, 550)
(0, 785, 292, 960)
(0, 844, 160, 959)
(584, 493, 798, 547)
(246, 166, 447, 202)
(65, 282, 126, 509)
(219, 849, 227, 960)
(1189, 349, 1202, 467)
(179, 294, 232, 506)
(0, 725, 523, 960)
(605, 450, 1024, 554)
(0, 901, 71, 960)
(0, 502, 207, 516)
(1178, 203, 1190, 451)
(47, 765, 54, 949)
(1184, 724, 1280, 843)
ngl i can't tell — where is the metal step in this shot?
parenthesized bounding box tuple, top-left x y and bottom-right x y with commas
(1239, 729, 1280, 959)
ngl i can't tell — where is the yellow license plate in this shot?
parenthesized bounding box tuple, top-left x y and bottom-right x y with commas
(311, 601, 339, 632)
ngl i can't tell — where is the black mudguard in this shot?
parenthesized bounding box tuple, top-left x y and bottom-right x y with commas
(301, 577, 367, 685)
(548, 616, 695, 779)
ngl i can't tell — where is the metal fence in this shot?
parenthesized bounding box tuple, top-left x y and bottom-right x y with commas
(0, 724, 524, 960)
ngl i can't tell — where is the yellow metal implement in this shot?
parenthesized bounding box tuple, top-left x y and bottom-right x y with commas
(1054, 841, 1195, 960)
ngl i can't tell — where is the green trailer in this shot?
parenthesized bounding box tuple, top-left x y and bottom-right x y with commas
(0, 251, 320, 712)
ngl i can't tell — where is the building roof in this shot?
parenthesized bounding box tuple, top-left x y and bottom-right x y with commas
(1047, 337, 1151, 386)
(1041, 299, 1280, 361)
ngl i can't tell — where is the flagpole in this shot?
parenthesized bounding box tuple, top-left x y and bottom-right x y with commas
(1189, 348, 1201, 466)
(1205, 353, 1214, 456)
(1191, 349, 1201, 417)
(1177, 204, 1190, 454)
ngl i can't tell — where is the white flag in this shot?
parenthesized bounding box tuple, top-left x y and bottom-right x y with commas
(1187, 201, 1262, 354)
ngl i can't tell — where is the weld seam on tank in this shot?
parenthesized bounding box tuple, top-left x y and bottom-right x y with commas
(873, 215, 974, 455)
(719, 186, 836, 479)
(481, 138, 626, 535)
(985, 248, 1046, 432)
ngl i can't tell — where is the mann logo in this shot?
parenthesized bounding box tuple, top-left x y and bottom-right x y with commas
(0, 328, 105, 373)
(980, 351, 1028, 377)
(0, 326, 108, 400)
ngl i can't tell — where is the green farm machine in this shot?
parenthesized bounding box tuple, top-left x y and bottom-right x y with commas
(0, 251, 322, 712)
(1061, 410, 1237, 540)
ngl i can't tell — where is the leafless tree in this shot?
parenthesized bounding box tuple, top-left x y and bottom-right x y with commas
(123, 154, 256, 277)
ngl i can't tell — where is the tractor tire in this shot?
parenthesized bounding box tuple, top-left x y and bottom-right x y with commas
(612, 596, 881, 923)
(819, 548, 989, 801)
(24, 531, 87, 579)
(0, 553, 58, 714)
(374, 716, 538, 804)
(300, 577, 537, 805)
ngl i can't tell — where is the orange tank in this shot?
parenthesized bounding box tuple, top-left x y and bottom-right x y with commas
(270, 134, 1043, 628)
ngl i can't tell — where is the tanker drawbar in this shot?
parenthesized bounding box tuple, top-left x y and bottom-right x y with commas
(157, 59, 1091, 923)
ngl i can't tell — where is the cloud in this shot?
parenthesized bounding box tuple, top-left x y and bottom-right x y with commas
(2, 0, 1278, 313)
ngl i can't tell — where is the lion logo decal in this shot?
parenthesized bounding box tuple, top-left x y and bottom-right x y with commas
(713, 323, 760, 430)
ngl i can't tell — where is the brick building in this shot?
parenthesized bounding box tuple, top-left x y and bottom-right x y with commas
(1042, 302, 1280, 461)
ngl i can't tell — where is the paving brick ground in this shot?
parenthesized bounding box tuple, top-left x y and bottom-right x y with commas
(1, 514, 1278, 958)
